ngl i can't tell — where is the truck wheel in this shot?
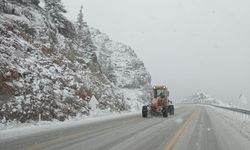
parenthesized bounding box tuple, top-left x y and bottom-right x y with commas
(162, 107, 168, 118)
(142, 106, 148, 118)
(170, 108, 174, 115)
(169, 105, 174, 115)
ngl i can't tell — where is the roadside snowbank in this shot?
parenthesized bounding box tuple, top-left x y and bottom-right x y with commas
(211, 106, 250, 140)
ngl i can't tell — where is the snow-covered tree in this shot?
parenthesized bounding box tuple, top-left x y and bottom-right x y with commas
(44, 0, 75, 52)
(31, 0, 40, 5)
(76, 5, 93, 50)
(44, 0, 66, 14)
(44, 0, 67, 28)
(76, 5, 86, 33)
(44, 0, 74, 36)
(0, 0, 4, 13)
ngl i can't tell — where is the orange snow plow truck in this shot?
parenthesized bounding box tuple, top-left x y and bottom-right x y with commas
(142, 85, 174, 118)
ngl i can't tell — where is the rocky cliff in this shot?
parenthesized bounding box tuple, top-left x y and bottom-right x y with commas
(90, 28, 152, 110)
(0, 0, 151, 123)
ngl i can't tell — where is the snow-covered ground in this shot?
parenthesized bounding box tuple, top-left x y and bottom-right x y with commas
(0, 103, 182, 140)
(209, 105, 250, 140)
(0, 95, 140, 132)
(232, 94, 250, 111)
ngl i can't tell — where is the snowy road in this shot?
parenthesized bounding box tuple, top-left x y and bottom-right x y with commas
(0, 105, 249, 150)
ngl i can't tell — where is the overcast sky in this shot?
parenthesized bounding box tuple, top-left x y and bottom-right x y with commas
(62, 0, 250, 102)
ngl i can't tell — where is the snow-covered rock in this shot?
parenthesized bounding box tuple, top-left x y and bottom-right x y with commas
(0, 1, 151, 124)
(90, 28, 152, 111)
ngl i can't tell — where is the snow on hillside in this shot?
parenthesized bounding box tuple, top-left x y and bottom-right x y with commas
(0, 0, 151, 125)
(229, 94, 250, 110)
(182, 93, 227, 106)
(237, 94, 250, 110)
(90, 28, 152, 111)
(183, 92, 250, 111)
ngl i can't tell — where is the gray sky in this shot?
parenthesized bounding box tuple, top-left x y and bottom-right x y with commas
(62, 0, 250, 102)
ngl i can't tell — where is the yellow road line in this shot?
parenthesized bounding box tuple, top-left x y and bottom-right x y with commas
(165, 108, 200, 150)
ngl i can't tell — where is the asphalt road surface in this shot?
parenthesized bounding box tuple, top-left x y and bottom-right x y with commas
(0, 105, 249, 150)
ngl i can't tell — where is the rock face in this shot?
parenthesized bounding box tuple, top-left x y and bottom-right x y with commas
(0, 1, 151, 123)
(182, 93, 226, 106)
(91, 28, 152, 110)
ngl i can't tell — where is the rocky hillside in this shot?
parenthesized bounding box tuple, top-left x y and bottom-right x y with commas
(182, 93, 226, 106)
(90, 28, 151, 110)
(0, 0, 151, 123)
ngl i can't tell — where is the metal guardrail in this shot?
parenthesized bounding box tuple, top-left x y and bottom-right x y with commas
(179, 102, 250, 115)
(212, 105, 250, 115)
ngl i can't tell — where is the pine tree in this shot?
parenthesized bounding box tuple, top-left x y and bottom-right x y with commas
(76, 5, 93, 50)
(44, 0, 66, 25)
(76, 5, 85, 33)
(44, 0, 67, 52)
(44, 0, 66, 14)
(0, 0, 4, 13)
(31, 0, 40, 5)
